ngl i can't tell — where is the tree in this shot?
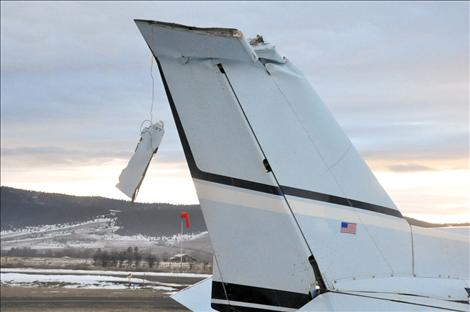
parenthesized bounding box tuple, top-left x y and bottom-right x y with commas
(146, 254, 157, 268)
(118, 251, 127, 267)
(110, 251, 118, 267)
(134, 247, 142, 267)
(126, 247, 134, 267)
(100, 250, 110, 267)
(93, 249, 102, 266)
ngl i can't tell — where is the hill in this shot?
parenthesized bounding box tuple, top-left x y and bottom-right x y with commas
(0, 186, 206, 237)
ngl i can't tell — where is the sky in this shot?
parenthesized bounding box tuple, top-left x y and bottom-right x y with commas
(1, 1, 469, 223)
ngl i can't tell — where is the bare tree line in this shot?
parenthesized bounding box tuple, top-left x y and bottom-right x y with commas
(3, 246, 166, 269)
(92, 246, 160, 268)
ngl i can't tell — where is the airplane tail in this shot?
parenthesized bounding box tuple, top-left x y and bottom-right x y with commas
(135, 20, 469, 310)
(136, 20, 316, 311)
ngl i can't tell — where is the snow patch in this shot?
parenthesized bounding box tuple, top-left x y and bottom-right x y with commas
(0, 272, 178, 291)
(1, 268, 212, 279)
(1, 215, 209, 251)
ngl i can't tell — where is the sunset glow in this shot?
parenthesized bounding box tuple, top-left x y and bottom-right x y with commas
(1, 1, 468, 224)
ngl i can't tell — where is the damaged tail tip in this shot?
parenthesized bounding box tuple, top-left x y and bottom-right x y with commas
(249, 34, 265, 46)
(134, 19, 152, 24)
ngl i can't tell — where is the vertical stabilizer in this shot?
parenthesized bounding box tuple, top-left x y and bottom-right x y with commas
(136, 20, 316, 311)
(135, 20, 469, 310)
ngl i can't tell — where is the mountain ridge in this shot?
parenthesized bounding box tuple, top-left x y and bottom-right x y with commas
(1, 186, 206, 236)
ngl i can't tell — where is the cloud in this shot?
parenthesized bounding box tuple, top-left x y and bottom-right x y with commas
(1, 145, 186, 168)
(2, 2, 466, 168)
(1, 2, 468, 211)
(1, 146, 127, 167)
(386, 163, 435, 172)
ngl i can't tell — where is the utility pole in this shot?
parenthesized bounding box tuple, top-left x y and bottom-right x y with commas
(180, 218, 183, 271)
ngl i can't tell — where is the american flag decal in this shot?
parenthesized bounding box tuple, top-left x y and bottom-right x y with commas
(340, 222, 356, 234)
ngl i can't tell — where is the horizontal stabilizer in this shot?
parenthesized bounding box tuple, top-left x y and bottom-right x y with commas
(171, 277, 214, 311)
(298, 291, 469, 311)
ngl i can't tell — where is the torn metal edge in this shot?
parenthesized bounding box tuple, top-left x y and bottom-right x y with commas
(134, 19, 243, 38)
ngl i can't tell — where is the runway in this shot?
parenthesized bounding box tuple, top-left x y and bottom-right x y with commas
(1, 286, 189, 312)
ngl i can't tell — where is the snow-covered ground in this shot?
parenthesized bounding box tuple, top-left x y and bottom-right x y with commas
(0, 268, 210, 291)
(0, 217, 117, 237)
(1, 216, 210, 253)
(1, 268, 211, 279)
(1, 272, 177, 290)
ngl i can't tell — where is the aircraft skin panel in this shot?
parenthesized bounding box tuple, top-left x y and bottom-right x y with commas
(264, 61, 397, 209)
(329, 146, 396, 209)
(299, 292, 469, 311)
(211, 299, 298, 312)
(194, 177, 413, 285)
(261, 62, 351, 170)
(221, 59, 413, 282)
(288, 196, 408, 231)
(431, 226, 470, 236)
(222, 60, 396, 209)
(288, 196, 413, 282)
(158, 58, 274, 185)
(222, 61, 345, 198)
(334, 276, 469, 302)
(196, 179, 314, 293)
(412, 225, 469, 281)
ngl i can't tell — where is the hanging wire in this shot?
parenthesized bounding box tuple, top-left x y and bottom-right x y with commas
(140, 53, 157, 135)
(149, 54, 156, 124)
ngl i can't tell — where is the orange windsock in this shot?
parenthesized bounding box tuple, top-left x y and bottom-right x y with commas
(180, 211, 190, 229)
